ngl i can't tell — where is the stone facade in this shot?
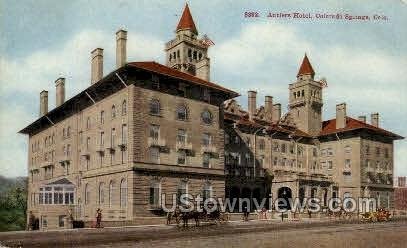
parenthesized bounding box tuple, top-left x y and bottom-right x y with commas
(20, 4, 403, 230)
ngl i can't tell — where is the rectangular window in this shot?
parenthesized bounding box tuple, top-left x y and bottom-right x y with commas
(100, 132, 105, 146)
(177, 129, 187, 144)
(202, 133, 211, 146)
(376, 147, 380, 156)
(328, 161, 333, 170)
(111, 128, 116, 147)
(203, 153, 210, 168)
(58, 215, 66, 227)
(289, 144, 295, 154)
(327, 148, 333, 156)
(149, 125, 160, 140)
(312, 148, 317, 157)
(273, 142, 279, 152)
(122, 124, 127, 145)
(345, 159, 351, 169)
(150, 147, 160, 163)
(149, 187, 160, 205)
(177, 150, 186, 165)
(281, 143, 286, 153)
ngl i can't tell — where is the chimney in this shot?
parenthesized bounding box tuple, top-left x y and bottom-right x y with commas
(40, 90, 48, 117)
(248, 91, 257, 120)
(272, 103, 281, 122)
(55, 77, 65, 107)
(116, 29, 127, 68)
(336, 103, 347, 129)
(358, 115, 366, 123)
(371, 113, 379, 127)
(91, 48, 103, 84)
(264, 96, 273, 122)
(195, 57, 210, 81)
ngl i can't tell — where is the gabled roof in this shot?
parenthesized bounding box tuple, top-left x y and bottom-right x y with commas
(297, 54, 315, 77)
(46, 178, 74, 185)
(176, 3, 198, 35)
(320, 117, 403, 139)
(128, 61, 238, 96)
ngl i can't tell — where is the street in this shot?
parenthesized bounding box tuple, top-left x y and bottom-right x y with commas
(83, 222, 407, 248)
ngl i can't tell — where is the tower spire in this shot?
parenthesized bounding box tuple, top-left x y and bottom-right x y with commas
(176, 3, 198, 35)
(297, 53, 315, 78)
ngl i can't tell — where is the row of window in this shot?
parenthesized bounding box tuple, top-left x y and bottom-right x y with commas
(168, 49, 203, 62)
(85, 179, 128, 208)
(365, 145, 390, 158)
(150, 99, 213, 124)
(87, 100, 127, 128)
(39, 185, 74, 205)
(225, 134, 267, 151)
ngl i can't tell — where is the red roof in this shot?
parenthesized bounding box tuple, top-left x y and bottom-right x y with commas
(297, 54, 315, 77)
(176, 3, 198, 34)
(320, 117, 403, 139)
(127, 61, 238, 96)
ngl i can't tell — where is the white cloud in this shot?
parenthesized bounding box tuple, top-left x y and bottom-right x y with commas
(211, 21, 407, 176)
(0, 29, 164, 177)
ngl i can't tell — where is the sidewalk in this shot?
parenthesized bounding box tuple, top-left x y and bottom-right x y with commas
(1, 216, 406, 247)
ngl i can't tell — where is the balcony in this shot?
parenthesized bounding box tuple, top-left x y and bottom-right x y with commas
(117, 141, 127, 151)
(176, 141, 192, 151)
(201, 144, 217, 155)
(58, 154, 70, 164)
(41, 160, 54, 168)
(343, 167, 351, 174)
(366, 167, 375, 173)
(148, 137, 166, 148)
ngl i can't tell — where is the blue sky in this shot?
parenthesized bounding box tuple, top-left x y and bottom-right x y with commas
(0, 0, 406, 178)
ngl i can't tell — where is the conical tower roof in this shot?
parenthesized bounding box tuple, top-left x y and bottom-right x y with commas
(176, 3, 198, 35)
(297, 54, 315, 77)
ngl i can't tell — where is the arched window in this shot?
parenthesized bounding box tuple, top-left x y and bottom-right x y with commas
(111, 105, 116, 118)
(176, 105, 188, 120)
(85, 184, 90, 205)
(202, 182, 212, 203)
(63, 128, 66, 138)
(122, 100, 127, 115)
(149, 181, 161, 206)
(177, 180, 188, 205)
(109, 181, 114, 207)
(150, 99, 160, 115)
(120, 179, 127, 208)
(99, 182, 105, 205)
(259, 139, 265, 150)
(201, 110, 213, 124)
(67, 126, 71, 137)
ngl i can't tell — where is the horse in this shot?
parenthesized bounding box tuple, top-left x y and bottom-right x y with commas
(180, 210, 200, 227)
(166, 208, 181, 225)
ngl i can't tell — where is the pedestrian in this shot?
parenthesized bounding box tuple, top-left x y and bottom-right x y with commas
(243, 205, 249, 221)
(96, 208, 102, 228)
(28, 211, 35, 231)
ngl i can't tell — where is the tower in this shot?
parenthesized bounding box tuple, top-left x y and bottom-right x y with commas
(165, 4, 210, 80)
(288, 54, 323, 135)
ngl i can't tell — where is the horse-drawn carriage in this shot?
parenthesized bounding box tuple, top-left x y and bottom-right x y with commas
(166, 206, 229, 227)
(361, 208, 391, 222)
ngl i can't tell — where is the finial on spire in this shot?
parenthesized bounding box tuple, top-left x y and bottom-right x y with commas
(176, 3, 198, 35)
(297, 53, 315, 78)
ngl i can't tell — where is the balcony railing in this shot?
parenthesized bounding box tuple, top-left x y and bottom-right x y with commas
(176, 141, 193, 151)
(117, 140, 127, 151)
(148, 137, 166, 147)
(310, 168, 325, 175)
(58, 154, 70, 164)
(80, 146, 90, 157)
(201, 144, 217, 154)
(41, 160, 54, 168)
